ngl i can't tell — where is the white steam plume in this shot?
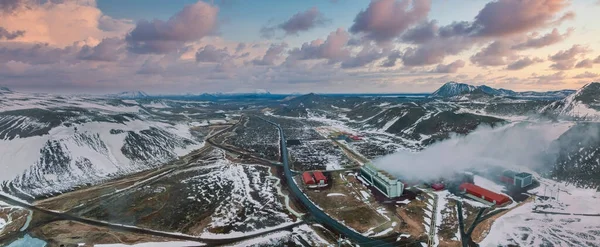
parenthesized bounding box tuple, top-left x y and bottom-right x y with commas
(373, 121, 574, 181)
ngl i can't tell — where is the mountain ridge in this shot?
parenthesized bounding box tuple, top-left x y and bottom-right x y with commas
(430, 81, 576, 99)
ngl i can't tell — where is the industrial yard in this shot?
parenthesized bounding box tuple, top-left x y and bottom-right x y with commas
(291, 122, 543, 246)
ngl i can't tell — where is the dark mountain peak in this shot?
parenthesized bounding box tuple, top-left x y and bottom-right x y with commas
(572, 82, 600, 104)
(432, 82, 575, 99)
(430, 82, 477, 98)
(109, 91, 149, 99)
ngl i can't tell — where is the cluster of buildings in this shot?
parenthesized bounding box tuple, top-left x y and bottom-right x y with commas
(330, 132, 363, 142)
(354, 163, 533, 207)
(302, 171, 328, 188)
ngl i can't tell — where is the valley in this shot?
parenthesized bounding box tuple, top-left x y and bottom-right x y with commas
(1, 82, 600, 246)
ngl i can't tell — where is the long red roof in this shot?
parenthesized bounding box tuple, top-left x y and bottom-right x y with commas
(459, 183, 510, 205)
(302, 172, 315, 184)
(313, 171, 327, 182)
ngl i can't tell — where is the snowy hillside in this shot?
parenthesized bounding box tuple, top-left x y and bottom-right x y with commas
(481, 178, 600, 247)
(550, 122, 600, 188)
(0, 91, 205, 199)
(541, 82, 600, 120)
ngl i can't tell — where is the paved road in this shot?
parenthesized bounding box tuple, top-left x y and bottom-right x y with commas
(260, 117, 394, 247)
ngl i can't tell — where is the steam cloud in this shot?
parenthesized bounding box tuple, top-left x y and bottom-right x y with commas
(373, 122, 573, 181)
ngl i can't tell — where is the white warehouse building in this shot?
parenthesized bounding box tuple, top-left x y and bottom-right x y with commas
(359, 163, 404, 198)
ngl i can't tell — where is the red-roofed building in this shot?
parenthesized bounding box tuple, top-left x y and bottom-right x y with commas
(431, 183, 445, 191)
(349, 135, 362, 141)
(313, 171, 327, 185)
(459, 183, 511, 206)
(302, 172, 315, 185)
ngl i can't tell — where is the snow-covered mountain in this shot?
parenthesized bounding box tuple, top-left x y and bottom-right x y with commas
(0, 91, 205, 199)
(541, 82, 600, 120)
(430, 82, 575, 99)
(430, 82, 478, 97)
(108, 91, 150, 99)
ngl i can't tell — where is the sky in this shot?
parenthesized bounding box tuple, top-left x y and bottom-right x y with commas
(0, 0, 599, 94)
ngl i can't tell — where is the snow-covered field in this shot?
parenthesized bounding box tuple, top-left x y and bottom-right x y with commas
(481, 178, 600, 246)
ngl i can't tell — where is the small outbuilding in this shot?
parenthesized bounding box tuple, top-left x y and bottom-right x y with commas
(500, 170, 533, 188)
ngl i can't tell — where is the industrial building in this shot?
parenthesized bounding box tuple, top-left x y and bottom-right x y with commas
(302, 172, 315, 185)
(330, 132, 363, 142)
(359, 163, 404, 198)
(499, 170, 533, 189)
(459, 183, 511, 206)
(431, 183, 445, 191)
(312, 171, 327, 185)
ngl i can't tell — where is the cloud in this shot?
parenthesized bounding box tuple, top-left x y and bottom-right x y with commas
(549, 44, 591, 70)
(77, 37, 125, 62)
(594, 55, 600, 64)
(442, 0, 573, 38)
(252, 42, 287, 66)
(98, 15, 134, 32)
(374, 123, 569, 181)
(573, 71, 599, 79)
(0, 26, 24, 40)
(340, 44, 387, 69)
(0, 42, 80, 64)
(549, 44, 589, 61)
(533, 71, 566, 84)
(235, 43, 246, 53)
(286, 28, 350, 64)
(575, 59, 594, 69)
(0, 0, 133, 46)
(380, 50, 402, 67)
(350, 0, 431, 42)
(512, 28, 572, 50)
(506, 57, 544, 70)
(400, 36, 472, 66)
(470, 41, 514, 66)
(401, 20, 438, 44)
(431, 59, 465, 73)
(126, 1, 218, 54)
(0, 0, 25, 13)
(195, 45, 230, 63)
(261, 7, 329, 38)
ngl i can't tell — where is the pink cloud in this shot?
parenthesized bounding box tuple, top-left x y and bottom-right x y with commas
(126, 1, 218, 54)
(350, 0, 431, 42)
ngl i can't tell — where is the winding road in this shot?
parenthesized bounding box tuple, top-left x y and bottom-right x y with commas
(0, 192, 304, 246)
(260, 117, 394, 247)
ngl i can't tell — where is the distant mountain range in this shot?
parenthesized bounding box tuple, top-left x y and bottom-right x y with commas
(430, 81, 576, 99)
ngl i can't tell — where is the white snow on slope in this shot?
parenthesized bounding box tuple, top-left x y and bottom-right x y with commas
(481, 178, 600, 247)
